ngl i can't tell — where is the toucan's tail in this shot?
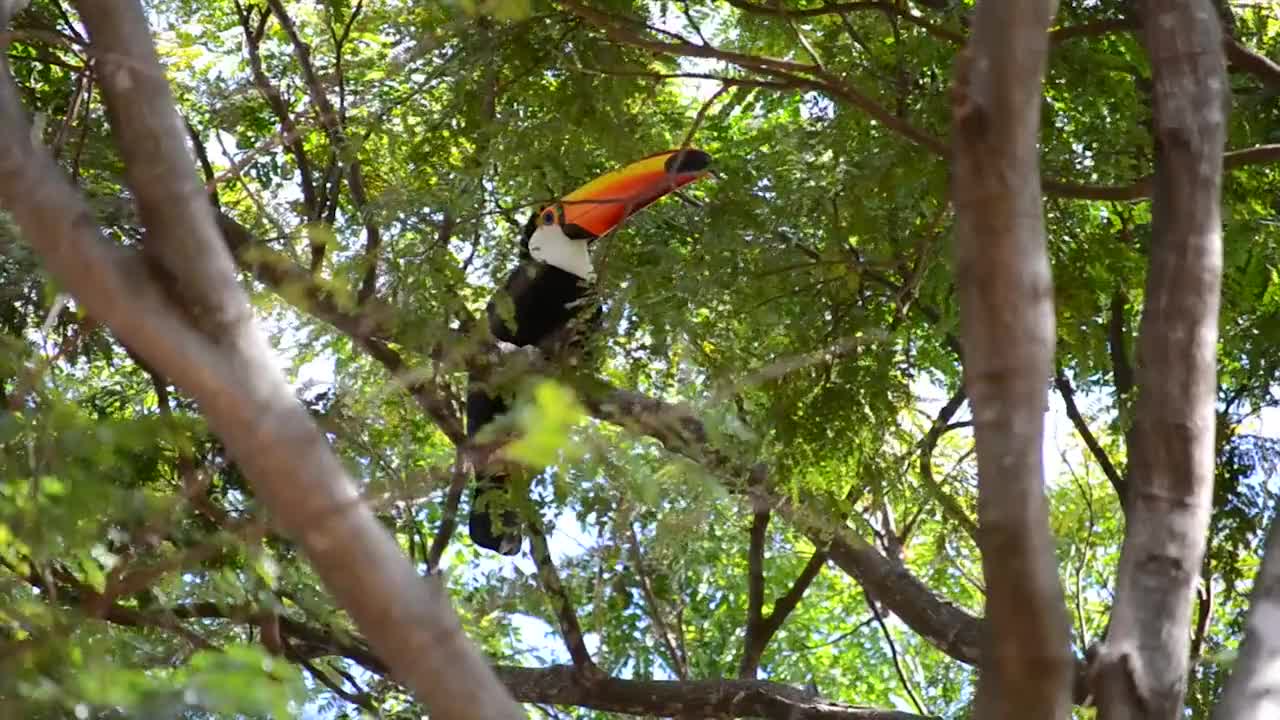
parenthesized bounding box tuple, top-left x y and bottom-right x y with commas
(465, 386, 524, 555)
(469, 473, 523, 555)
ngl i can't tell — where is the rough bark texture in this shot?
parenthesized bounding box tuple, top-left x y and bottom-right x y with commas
(1213, 515, 1280, 719)
(949, 1, 1073, 718)
(0, 5, 525, 720)
(1093, 2, 1227, 718)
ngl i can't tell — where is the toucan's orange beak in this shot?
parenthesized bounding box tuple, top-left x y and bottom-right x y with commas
(548, 149, 713, 240)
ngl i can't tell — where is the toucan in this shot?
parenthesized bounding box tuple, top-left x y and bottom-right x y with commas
(467, 148, 714, 555)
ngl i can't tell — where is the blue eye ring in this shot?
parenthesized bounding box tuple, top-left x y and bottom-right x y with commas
(542, 209, 556, 225)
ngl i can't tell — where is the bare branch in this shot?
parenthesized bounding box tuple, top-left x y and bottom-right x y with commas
(73, 0, 246, 338)
(560, 0, 948, 155)
(1225, 38, 1280, 90)
(1049, 18, 1134, 43)
(564, 3, 1280, 204)
(1188, 570, 1213, 666)
(766, 547, 828, 634)
(297, 657, 376, 712)
(214, 212, 465, 442)
(741, 544, 830, 679)
(264, 0, 383, 301)
(49, 67, 89, 156)
(720, 0, 964, 43)
(680, 82, 730, 150)
(5, 565, 939, 720)
(1048, 14, 1280, 90)
(265, 0, 338, 135)
(496, 665, 931, 720)
(1042, 144, 1280, 200)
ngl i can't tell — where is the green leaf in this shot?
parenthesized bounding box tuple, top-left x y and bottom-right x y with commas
(501, 379, 586, 467)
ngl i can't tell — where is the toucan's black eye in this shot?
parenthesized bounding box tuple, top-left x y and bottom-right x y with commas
(542, 210, 555, 225)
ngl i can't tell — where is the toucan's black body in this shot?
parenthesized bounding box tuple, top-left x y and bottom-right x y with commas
(466, 149, 713, 556)
(466, 220, 602, 555)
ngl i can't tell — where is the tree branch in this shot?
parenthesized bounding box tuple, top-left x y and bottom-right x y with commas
(1188, 571, 1212, 667)
(720, 0, 964, 44)
(559, 0, 949, 155)
(1107, 288, 1135, 398)
(1225, 38, 1280, 90)
(1214, 512, 1280, 718)
(739, 506, 771, 678)
(951, 0, 1073, 714)
(627, 523, 689, 679)
(741, 544, 830, 679)
(1048, 14, 1280, 90)
(495, 665, 933, 720)
(866, 593, 927, 717)
(265, 0, 383, 301)
(214, 211, 465, 442)
(235, 0, 319, 221)
(917, 388, 978, 542)
(73, 0, 247, 339)
(1054, 371, 1126, 503)
(297, 657, 376, 712)
(1093, 2, 1227, 714)
(1048, 18, 1135, 43)
(427, 450, 470, 568)
(528, 524, 600, 674)
(5, 4, 522, 717)
(564, 2, 1280, 205)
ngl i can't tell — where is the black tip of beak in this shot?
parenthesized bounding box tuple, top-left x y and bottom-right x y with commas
(665, 149, 713, 175)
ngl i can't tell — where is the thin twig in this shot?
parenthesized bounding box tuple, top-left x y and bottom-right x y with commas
(865, 593, 927, 716)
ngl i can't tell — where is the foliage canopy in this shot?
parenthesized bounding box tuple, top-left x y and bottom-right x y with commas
(0, 0, 1278, 718)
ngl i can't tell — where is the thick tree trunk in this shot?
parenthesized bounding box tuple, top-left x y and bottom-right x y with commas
(949, 1, 1072, 718)
(1093, 2, 1227, 718)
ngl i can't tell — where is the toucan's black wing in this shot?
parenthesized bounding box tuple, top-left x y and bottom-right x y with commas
(488, 262, 595, 347)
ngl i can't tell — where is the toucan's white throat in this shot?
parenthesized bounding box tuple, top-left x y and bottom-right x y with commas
(529, 224, 595, 282)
